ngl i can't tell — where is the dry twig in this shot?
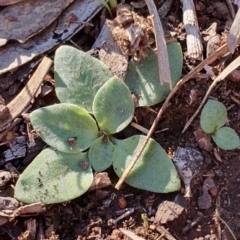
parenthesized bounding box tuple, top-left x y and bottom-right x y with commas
(156, 225, 176, 240)
(145, 0, 172, 87)
(181, 0, 203, 59)
(119, 228, 145, 240)
(227, 8, 240, 53)
(0, 56, 52, 130)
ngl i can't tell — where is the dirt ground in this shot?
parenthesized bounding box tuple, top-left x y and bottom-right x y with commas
(0, 0, 240, 239)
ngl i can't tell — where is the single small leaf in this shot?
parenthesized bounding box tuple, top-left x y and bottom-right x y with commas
(113, 135, 181, 193)
(88, 135, 116, 172)
(30, 103, 99, 153)
(212, 127, 240, 150)
(92, 76, 134, 134)
(200, 100, 227, 134)
(15, 148, 93, 204)
(125, 43, 183, 106)
(54, 45, 113, 112)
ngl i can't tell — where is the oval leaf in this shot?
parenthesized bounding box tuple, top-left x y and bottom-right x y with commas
(92, 77, 134, 134)
(113, 136, 181, 193)
(200, 99, 227, 134)
(15, 148, 93, 204)
(212, 127, 240, 150)
(54, 45, 113, 112)
(88, 135, 116, 172)
(30, 103, 99, 153)
(125, 43, 183, 106)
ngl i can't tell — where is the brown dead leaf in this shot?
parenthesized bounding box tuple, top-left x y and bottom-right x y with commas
(0, 0, 75, 46)
(0, 0, 102, 76)
(198, 178, 216, 209)
(213, 147, 222, 162)
(194, 128, 213, 151)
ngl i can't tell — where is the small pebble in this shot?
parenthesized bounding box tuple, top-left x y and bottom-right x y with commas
(214, 169, 223, 177)
(149, 224, 156, 231)
(173, 147, 204, 197)
(0, 197, 19, 210)
(209, 187, 218, 197)
(0, 171, 11, 187)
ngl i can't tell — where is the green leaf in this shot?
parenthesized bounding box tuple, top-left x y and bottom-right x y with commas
(88, 135, 116, 171)
(54, 45, 113, 112)
(98, 0, 112, 17)
(15, 148, 93, 204)
(92, 76, 134, 134)
(109, 0, 117, 9)
(113, 136, 181, 193)
(200, 99, 227, 134)
(30, 103, 99, 153)
(125, 43, 183, 107)
(212, 127, 240, 150)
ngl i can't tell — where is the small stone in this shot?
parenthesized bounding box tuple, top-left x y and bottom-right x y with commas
(198, 192, 212, 209)
(0, 197, 19, 210)
(173, 147, 204, 197)
(68, 13, 78, 22)
(168, 15, 175, 23)
(0, 171, 11, 187)
(118, 196, 127, 209)
(209, 187, 218, 197)
(214, 169, 223, 177)
(149, 224, 156, 230)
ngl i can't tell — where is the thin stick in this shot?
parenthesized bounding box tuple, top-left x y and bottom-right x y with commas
(227, 8, 240, 53)
(218, 216, 237, 240)
(0, 56, 53, 129)
(119, 228, 145, 240)
(145, 0, 172, 88)
(115, 42, 232, 190)
(182, 55, 240, 133)
(181, 0, 203, 59)
(131, 122, 149, 134)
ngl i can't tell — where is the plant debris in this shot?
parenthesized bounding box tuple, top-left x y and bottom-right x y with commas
(110, 5, 154, 60)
